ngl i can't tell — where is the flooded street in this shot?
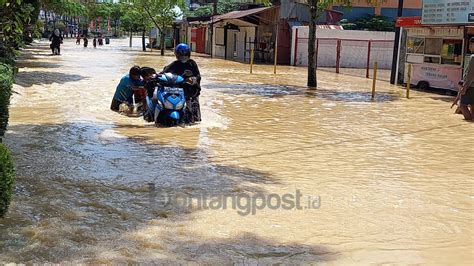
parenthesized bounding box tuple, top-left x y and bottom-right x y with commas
(1, 38, 473, 264)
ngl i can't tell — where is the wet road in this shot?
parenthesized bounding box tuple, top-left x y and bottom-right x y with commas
(1, 38, 473, 264)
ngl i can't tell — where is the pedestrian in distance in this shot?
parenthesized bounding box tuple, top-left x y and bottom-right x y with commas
(83, 36, 88, 47)
(49, 29, 63, 55)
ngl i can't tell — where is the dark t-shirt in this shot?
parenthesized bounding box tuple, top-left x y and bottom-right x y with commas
(49, 34, 63, 46)
(162, 59, 201, 98)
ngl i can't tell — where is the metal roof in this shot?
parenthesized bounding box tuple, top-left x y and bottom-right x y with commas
(212, 6, 277, 23)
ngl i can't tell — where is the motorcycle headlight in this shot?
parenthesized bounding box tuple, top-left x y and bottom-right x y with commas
(175, 101, 184, 110)
(156, 99, 163, 109)
(152, 88, 159, 100)
(164, 100, 174, 110)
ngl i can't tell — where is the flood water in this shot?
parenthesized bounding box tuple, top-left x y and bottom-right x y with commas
(1, 38, 473, 264)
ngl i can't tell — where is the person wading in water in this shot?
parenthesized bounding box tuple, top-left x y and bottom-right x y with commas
(452, 52, 474, 120)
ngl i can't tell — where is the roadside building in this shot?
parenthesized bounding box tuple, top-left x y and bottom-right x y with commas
(186, 5, 281, 62)
(395, 1, 474, 91)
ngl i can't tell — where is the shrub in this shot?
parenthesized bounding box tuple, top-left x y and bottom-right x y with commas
(0, 143, 15, 217)
(0, 62, 13, 138)
(55, 21, 66, 32)
(341, 15, 395, 32)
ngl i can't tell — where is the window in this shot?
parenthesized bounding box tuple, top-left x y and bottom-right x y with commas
(407, 54, 424, 64)
(215, 28, 224, 46)
(407, 37, 424, 54)
(441, 39, 463, 65)
(468, 34, 474, 54)
(424, 38, 442, 55)
(424, 56, 441, 64)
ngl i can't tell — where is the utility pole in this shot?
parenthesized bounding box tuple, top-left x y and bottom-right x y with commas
(210, 0, 217, 58)
(390, 0, 404, 84)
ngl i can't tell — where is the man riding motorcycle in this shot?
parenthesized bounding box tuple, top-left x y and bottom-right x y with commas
(161, 43, 202, 124)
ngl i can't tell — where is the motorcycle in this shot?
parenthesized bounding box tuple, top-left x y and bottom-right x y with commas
(144, 73, 187, 127)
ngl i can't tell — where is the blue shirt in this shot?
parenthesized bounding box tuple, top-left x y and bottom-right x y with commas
(113, 74, 144, 103)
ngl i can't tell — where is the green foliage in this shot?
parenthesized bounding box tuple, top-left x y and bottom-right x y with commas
(133, 0, 185, 30)
(131, 0, 185, 54)
(86, 2, 112, 21)
(0, 57, 15, 68)
(40, 0, 84, 17)
(33, 20, 45, 38)
(0, 63, 13, 138)
(120, 2, 152, 32)
(0, 143, 15, 218)
(0, 0, 36, 59)
(110, 2, 124, 20)
(186, 5, 212, 17)
(308, 0, 384, 19)
(55, 21, 66, 31)
(185, 0, 245, 17)
(341, 15, 394, 31)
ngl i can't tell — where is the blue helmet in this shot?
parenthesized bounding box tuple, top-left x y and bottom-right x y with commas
(175, 43, 190, 62)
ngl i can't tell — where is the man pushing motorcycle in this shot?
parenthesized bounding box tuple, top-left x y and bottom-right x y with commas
(111, 66, 144, 113)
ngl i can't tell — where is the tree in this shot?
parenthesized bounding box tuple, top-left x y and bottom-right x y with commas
(306, 0, 383, 88)
(85, 1, 113, 34)
(22, 0, 41, 43)
(62, 1, 86, 36)
(110, 3, 124, 36)
(0, 0, 35, 59)
(121, 2, 152, 50)
(38, 0, 86, 37)
(134, 0, 185, 55)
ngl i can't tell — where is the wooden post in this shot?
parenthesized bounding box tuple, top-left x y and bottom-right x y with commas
(336, 39, 341, 74)
(406, 64, 412, 99)
(149, 35, 152, 52)
(274, 23, 279, 75)
(371, 62, 378, 100)
(316, 38, 319, 70)
(293, 28, 298, 66)
(250, 47, 254, 74)
(366, 40, 372, 78)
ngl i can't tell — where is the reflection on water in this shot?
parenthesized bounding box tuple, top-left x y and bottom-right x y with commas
(1, 38, 473, 264)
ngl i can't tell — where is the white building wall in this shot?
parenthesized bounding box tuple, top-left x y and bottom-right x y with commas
(291, 26, 395, 69)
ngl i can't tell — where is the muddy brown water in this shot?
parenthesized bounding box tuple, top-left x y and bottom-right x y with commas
(0, 38, 473, 264)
